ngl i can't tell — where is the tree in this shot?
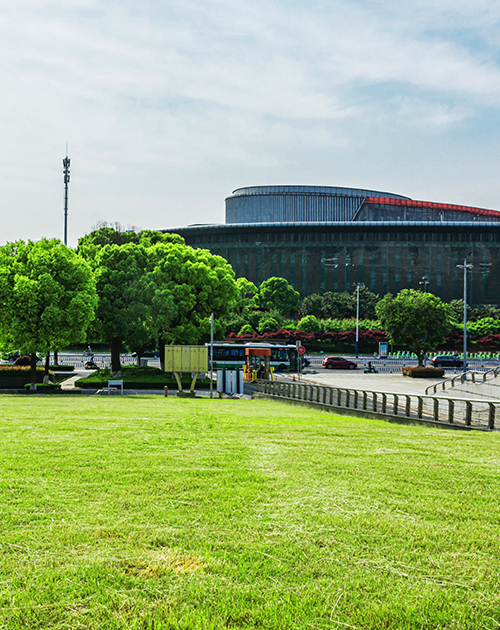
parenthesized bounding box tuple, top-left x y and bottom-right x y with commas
(0, 239, 96, 387)
(356, 286, 380, 319)
(297, 315, 320, 332)
(90, 243, 150, 373)
(257, 317, 280, 335)
(145, 244, 238, 365)
(259, 277, 300, 314)
(321, 291, 354, 319)
(448, 299, 474, 323)
(299, 293, 323, 318)
(77, 228, 184, 263)
(376, 290, 451, 366)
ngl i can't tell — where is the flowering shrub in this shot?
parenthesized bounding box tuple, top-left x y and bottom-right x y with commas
(474, 334, 500, 349)
(402, 366, 445, 378)
(225, 328, 388, 351)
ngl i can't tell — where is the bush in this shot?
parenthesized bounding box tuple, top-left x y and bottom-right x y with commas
(468, 318, 500, 339)
(401, 366, 445, 378)
(257, 317, 280, 335)
(24, 382, 61, 391)
(237, 324, 254, 335)
(297, 315, 320, 333)
(49, 365, 74, 372)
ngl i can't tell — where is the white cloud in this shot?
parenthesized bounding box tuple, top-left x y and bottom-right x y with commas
(1, 0, 500, 245)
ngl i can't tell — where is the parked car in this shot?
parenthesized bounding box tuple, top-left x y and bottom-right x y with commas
(302, 356, 311, 368)
(431, 355, 467, 368)
(322, 356, 357, 370)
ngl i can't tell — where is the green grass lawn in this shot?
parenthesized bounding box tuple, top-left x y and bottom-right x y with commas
(1, 397, 500, 629)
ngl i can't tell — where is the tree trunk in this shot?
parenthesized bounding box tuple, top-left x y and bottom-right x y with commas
(159, 338, 165, 371)
(53, 349, 59, 365)
(43, 353, 50, 384)
(30, 352, 38, 390)
(110, 337, 122, 374)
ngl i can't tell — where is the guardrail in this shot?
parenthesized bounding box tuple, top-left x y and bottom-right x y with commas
(48, 354, 137, 369)
(255, 380, 497, 430)
(425, 365, 500, 395)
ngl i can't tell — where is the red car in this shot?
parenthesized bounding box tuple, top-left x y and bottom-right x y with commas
(322, 356, 357, 370)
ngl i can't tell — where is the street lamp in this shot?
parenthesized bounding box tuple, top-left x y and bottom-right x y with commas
(419, 276, 430, 292)
(209, 313, 214, 398)
(456, 259, 474, 371)
(354, 282, 364, 359)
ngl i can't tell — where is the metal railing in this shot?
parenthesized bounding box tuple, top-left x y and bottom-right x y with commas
(48, 353, 137, 370)
(425, 365, 500, 395)
(256, 380, 497, 430)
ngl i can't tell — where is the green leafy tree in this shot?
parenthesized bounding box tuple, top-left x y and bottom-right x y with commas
(467, 318, 500, 340)
(92, 243, 150, 373)
(258, 317, 280, 335)
(78, 228, 184, 263)
(356, 286, 380, 319)
(145, 243, 238, 367)
(321, 291, 354, 319)
(300, 293, 323, 318)
(234, 278, 259, 313)
(238, 324, 255, 335)
(376, 290, 451, 366)
(473, 305, 500, 320)
(297, 315, 320, 332)
(448, 299, 474, 324)
(259, 277, 300, 314)
(0, 239, 96, 386)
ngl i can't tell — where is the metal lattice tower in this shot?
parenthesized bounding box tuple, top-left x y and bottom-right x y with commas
(63, 151, 70, 246)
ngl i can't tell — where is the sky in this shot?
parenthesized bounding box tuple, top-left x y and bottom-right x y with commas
(1, 0, 500, 247)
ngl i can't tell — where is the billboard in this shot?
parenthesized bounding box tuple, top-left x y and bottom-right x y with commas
(164, 346, 209, 373)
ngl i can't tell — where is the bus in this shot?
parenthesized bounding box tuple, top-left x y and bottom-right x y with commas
(208, 342, 300, 372)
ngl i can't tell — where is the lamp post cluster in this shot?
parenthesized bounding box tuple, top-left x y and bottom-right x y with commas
(456, 260, 474, 371)
(354, 282, 364, 359)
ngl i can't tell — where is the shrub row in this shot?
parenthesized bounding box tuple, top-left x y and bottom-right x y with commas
(226, 328, 388, 349)
(401, 367, 445, 378)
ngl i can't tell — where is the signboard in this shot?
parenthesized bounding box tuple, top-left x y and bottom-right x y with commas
(379, 342, 388, 358)
(164, 346, 208, 373)
(297, 346, 306, 355)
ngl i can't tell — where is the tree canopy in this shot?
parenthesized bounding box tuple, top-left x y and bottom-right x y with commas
(376, 289, 451, 366)
(0, 239, 96, 383)
(258, 277, 300, 314)
(145, 243, 238, 350)
(79, 229, 238, 373)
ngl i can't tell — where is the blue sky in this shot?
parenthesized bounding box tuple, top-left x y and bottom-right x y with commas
(1, 0, 500, 246)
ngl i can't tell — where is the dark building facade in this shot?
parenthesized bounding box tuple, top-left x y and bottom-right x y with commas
(169, 186, 500, 305)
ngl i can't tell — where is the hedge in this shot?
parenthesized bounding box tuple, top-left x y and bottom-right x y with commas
(401, 367, 445, 378)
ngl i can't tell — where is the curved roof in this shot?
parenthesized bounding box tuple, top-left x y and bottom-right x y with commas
(228, 185, 410, 200)
(366, 197, 500, 219)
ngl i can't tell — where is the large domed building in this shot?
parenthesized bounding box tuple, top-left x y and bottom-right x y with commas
(168, 185, 500, 304)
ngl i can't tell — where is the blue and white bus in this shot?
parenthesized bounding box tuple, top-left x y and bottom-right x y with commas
(208, 342, 299, 372)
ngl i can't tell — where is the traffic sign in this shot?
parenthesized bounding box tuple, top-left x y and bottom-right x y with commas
(297, 346, 306, 354)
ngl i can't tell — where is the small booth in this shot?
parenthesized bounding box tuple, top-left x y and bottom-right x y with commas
(245, 347, 271, 380)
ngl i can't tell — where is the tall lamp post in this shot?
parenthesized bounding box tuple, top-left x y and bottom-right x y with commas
(456, 259, 474, 371)
(354, 283, 364, 359)
(209, 313, 214, 399)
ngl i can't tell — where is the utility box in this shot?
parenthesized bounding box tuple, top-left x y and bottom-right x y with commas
(216, 368, 244, 394)
(164, 346, 208, 373)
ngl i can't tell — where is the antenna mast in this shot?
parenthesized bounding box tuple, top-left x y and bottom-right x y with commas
(63, 146, 70, 246)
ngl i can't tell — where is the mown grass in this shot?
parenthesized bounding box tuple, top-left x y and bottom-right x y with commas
(1, 396, 500, 629)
